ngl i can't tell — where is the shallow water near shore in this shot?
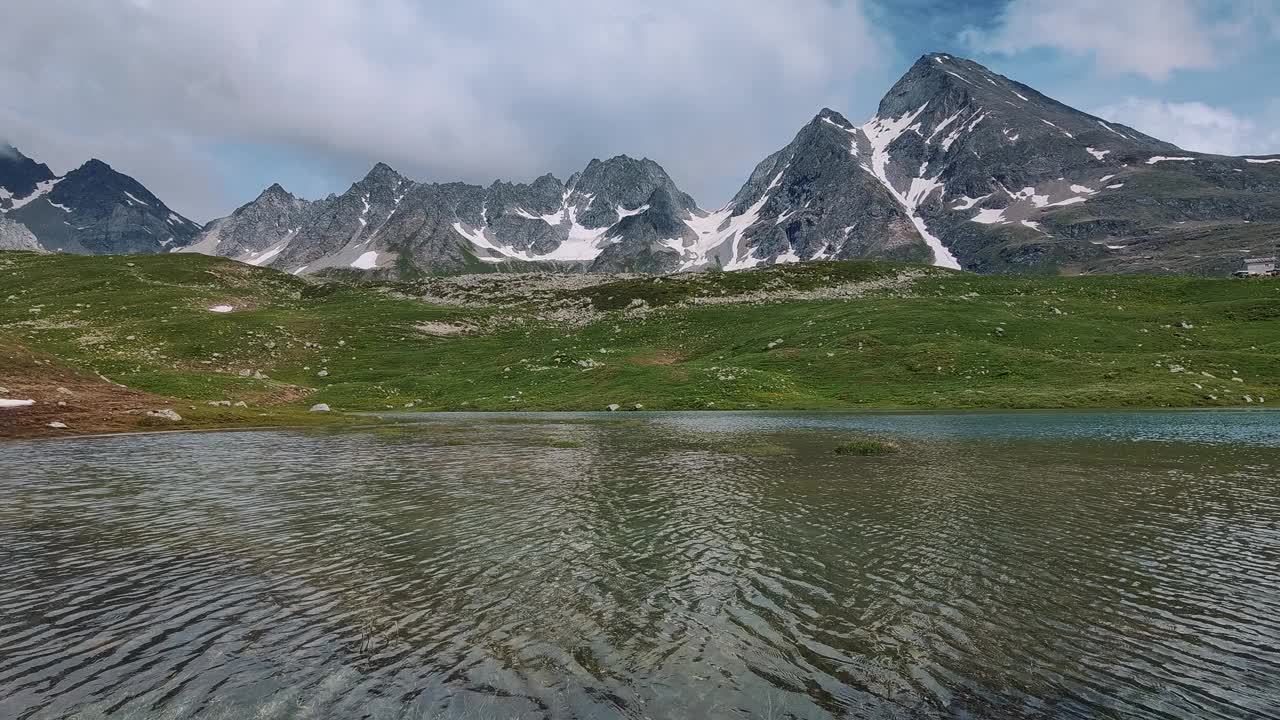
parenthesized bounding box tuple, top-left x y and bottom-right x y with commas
(2, 411, 1278, 719)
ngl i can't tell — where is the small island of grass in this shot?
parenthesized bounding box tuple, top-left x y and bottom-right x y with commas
(833, 438, 900, 456)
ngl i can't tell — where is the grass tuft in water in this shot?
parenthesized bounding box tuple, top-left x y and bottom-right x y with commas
(833, 438, 900, 456)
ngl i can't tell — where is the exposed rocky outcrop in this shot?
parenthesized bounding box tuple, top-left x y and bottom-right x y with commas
(0, 216, 41, 251)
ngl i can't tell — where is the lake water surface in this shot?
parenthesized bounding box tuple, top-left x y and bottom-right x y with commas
(2, 411, 1279, 719)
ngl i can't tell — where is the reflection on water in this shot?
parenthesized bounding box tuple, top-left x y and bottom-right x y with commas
(1, 411, 1278, 719)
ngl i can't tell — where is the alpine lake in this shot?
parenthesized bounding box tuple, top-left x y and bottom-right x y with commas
(2, 410, 1278, 719)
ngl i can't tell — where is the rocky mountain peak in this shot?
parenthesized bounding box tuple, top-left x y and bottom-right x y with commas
(259, 182, 292, 200)
(573, 154, 697, 215)
(1, 148, 200, 255)
(243, 183, 304, 215)
(75, 158, 116, 175)
(813, 107, 855, 129)
(362, 161, 406, 185)
(0, 144, 57, 203)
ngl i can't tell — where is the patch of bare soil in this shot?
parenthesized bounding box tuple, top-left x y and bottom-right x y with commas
(0, 342, 184, 439)
(414, 322, 472, 336)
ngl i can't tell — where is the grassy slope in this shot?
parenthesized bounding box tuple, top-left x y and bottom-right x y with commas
(2, 251, 1278, 430)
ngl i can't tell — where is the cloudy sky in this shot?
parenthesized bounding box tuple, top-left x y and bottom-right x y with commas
(2, 0, 1278, 221)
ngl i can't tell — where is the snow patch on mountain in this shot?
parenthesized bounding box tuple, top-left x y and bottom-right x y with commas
(972, 208, 1007, 224)
(246, 244, 286, 267)
(351, 251, 380, 269)
(860, 104, 961, 270)
(668, 170, 785, 271)
(953, 194, 991, 210)
(7, 178, 63, 211)
(1040, 119, 1073, 138)
(1097, 121, 1131, 139)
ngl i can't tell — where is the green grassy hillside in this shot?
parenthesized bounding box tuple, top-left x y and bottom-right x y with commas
(2, 250, 1278, 433)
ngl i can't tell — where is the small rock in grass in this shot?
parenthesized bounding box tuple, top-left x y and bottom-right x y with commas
(47, 421, 68, 429)
(310, 403, 331, 413)
(146, 409, 183, 421)
(234, 401, 248, 408)
(317, 370, 329, 378)
(606, 404, 621, 412)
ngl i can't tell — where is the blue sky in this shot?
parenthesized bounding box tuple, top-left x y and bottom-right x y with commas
(2, 0, 1278, 221)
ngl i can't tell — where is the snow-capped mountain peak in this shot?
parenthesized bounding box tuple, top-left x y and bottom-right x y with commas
(1, 148, 201, 253)
(153, 52, 1280, 277)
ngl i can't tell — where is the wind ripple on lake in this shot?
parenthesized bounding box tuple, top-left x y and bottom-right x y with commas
(1, 414, 1279, 719)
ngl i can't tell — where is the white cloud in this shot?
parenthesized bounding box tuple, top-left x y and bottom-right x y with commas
(961, 0, 1275, 81)
(1092, 98, 1280, 156)
(0, 0, 889, 220)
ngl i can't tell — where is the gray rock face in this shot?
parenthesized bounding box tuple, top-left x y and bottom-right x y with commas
(843, 53, 1280, 275)
(182, 183, 311, 262)
(712, 108, 930, 269)
(1, 149, 201, 255)
(0, 216, 41, 251)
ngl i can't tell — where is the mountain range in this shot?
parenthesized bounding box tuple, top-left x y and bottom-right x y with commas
(4, 53, 1278, 276)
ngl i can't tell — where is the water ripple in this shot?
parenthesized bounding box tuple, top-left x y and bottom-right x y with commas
(1, 412, 1278, 719)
